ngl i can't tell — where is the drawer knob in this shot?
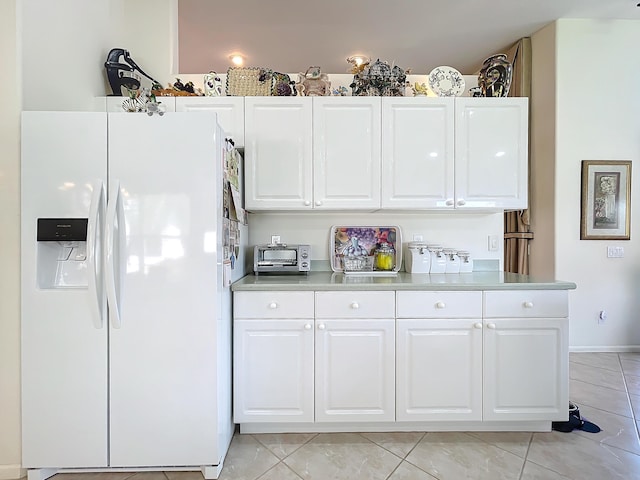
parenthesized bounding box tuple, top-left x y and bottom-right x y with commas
(318, 323, 326, 330)
(435, 301, 446, 309)
(487, 323, 496, 329)
(445, 199, 454, 206)
(304, 323, 312, 330)
(474, 322, 483, 329)
(457, 199, 466, 206)
(523, 301, 534, 308)
(315, 200, 322, 206)
(350, 302, 360, 309)
(304, 200, 311, 206)
(268, 302, 278, 309)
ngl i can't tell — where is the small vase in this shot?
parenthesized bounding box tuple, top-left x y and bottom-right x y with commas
(478, 54, 513, 97)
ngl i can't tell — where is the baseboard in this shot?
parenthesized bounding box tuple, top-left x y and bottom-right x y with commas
(0, 465, 26, 480)
(570, 346, 640, 353)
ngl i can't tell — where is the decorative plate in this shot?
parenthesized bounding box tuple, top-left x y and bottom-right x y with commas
(428, 66, 465, 97)
(330, 225, 402, 274)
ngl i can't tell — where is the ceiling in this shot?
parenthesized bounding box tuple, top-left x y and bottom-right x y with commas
(177, 0, 639, 76)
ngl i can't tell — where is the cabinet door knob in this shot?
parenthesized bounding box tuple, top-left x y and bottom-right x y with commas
(315, 200, 322, 206)
(457, 199, 466, 206)
(523, 301, 534, 308)
(318, 323, 326, 330)
(435, 301, 446, 309)
(487, 323, 496, 329)
(268, 302, 278, 309)
(350, 302, 360, 309)
(445, 199, 454, 206)
(304, 200, 311, 206)
(304, 323, 312, 330)
(474, 322, 483, 329)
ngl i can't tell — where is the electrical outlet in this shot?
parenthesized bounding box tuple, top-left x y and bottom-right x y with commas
(271, 235, 281, 245)
(607, 246, 624, 258)
(488, 235, 499, 251)
(413, 234, 424, 242)
(598, 310, 607, 324)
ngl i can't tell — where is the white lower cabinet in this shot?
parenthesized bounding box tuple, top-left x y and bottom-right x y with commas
(315, 318, 395, 422)
(233, 288, 569, 429)
(233, 292, 314, 423)
(396, 291, 483, 421)
(234, 319, 314, 423)
(483, 291, 569, 421)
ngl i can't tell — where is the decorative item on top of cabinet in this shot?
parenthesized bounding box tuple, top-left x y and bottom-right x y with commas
(350, 59, 408, 97)
(428, 66, 465, 97)
(104, 48, 162, 96)
(226, 67, 273, 96)
(477, 54, 513, 97)
(296, 67, 331, 96)
(204, 71, 223, 96)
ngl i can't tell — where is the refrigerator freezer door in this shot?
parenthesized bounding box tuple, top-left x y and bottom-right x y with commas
(21, 112, 109, 467)
(107, 112, 224, 466)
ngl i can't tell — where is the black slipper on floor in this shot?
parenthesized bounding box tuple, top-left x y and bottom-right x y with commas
(552, 402, 601, 433)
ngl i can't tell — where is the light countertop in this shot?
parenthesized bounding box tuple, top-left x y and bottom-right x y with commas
(231, 271, 577, 292)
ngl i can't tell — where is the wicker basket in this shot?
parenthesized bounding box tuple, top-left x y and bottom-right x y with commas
(226, 67, 272, 96)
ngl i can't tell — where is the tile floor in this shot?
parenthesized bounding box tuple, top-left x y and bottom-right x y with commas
(48, 352, 640, 480)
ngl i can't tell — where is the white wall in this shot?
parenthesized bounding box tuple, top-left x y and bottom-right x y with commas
(0, 2, 22, 478)
(532, 19, 640, 350)
(248, 212, 504, 269)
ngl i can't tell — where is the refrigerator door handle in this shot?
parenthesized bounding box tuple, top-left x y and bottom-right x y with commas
(106, 180, 125, 329)
(87, 180, 105, 329)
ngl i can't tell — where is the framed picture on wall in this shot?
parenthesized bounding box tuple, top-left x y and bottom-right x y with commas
(580, 160, 632, 240)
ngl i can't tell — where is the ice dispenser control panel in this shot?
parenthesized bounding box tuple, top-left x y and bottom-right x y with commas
(37, 218, 90, 289)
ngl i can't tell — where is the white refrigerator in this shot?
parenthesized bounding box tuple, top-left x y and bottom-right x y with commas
(21, 111, 242, 479)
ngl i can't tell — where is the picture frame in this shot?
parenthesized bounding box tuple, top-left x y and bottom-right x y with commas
(580, 160, 632, 240)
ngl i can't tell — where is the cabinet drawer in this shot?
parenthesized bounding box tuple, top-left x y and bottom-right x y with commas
(234, 291, 314, 319)
(484, 290, 568, 318)
(315, 291, 395, 318)
(396, 291, 482, 318)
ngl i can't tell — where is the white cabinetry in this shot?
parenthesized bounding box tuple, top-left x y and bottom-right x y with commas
(315, 291, 395, 422)
(396, 289, 567, 423)
(381, 97, 455, 209)
(244, 97, 313, 210)
(396, 291, 483, 421)
(244, 97, 381, 210)
(233, 292, 314, 423)
(176, 97, 245, 147)
(483, 290, 568, 421)
(313, 97, 381, 209)
(381, 97, 528, 210)
(454, 97, 528, 209)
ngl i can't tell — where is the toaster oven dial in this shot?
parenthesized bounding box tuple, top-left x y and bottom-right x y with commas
(301, 251, 309, 259)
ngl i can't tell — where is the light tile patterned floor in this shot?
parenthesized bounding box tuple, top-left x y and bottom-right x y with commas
(47, 352, 640, 480)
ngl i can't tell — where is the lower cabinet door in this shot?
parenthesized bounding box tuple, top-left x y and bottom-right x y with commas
(234, 319, 314, 423)
(315, 319, 395, 422)
(396, 319, 482, 421)
(483, 317, 569, 421)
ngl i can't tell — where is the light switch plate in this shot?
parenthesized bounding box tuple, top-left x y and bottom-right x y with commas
(488, 235, 499, 251)
(607, 246, 624, 258)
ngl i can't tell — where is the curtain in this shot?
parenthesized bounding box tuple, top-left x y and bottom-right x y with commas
(503, 38, 533, 274)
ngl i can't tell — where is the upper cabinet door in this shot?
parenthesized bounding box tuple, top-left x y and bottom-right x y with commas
(244, 97, 313, 210)
(175, 97, 245, 147)
(455, 97, 528, 210)
(381, 97, 455, 209)
(313, 97, 381, 209)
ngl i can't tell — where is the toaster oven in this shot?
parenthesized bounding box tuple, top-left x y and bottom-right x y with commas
(253, 244, 311, 274)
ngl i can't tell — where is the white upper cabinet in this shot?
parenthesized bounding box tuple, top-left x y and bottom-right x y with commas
(243, 96, 528, 211)
(313, 97, 381, 210)
(382, 97, 455, 209)
(175, 97, 245, 147)
(244, 97, 313, 210)
(455, 97, 528, 210)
